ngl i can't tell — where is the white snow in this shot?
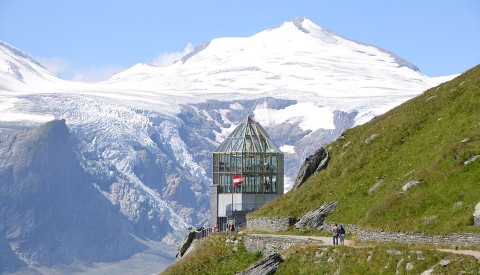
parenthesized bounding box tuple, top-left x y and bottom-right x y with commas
(0, 112, 55, 122)
(254, 101, 335, 131)
(229, 102, 243, 110)
(280, 145, 295, 154)
(0, 17, 457, 239)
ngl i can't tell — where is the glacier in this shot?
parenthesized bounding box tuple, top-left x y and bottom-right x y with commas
(0, 17, 453, 272)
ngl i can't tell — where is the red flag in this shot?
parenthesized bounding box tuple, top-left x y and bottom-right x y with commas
(233, 175, 245, 186)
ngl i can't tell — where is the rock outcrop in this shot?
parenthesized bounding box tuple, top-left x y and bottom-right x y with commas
(293, 147, 329, 189)
(0, 120, 145, 272)
(464, 155, 480, 166)
(401, 180, 421, 192)
(474, 202, 480, 226)
(295, 201, 338, 229)
(236, 253, 283, 275)
(365, 133, 379, 144)
(176, 227, 207, 259)
(368, 179, 383, 195)
(176, 230, 196, 259)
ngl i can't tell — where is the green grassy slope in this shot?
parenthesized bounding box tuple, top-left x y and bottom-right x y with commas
(278, 244, 479, 274)
(252, 65, 480, 233)
(162, 234, 262, 275)
(163, 235, 480, 274)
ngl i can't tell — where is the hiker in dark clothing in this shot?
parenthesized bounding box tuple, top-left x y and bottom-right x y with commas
(339, 225, 346, 245)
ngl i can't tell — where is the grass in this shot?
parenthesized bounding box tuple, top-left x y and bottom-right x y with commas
(277, 243, 480, 274)
(250, 64, 480, 234)
(161, 233, 262, 275)
(164, 235, 480, 274)
(163, 66, 480, 274)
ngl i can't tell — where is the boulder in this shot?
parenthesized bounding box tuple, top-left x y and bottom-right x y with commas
(293, 147, 329, 190)
(295, 201, 338, 229)
(365, 134, 378, 144)
(236, 253, 283, 275)
(401, 180, 420, 192)
(474, 202, 480, 226)
(368, 179, 383, 195)
(464, 155, 480, 165)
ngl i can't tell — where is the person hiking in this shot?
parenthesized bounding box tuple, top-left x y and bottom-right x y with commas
(332, 223, 339, 245)
(339, 225, 346, 245)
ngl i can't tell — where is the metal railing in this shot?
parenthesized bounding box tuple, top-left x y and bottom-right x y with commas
(193, 227, 216, 240)
(192, 223, 245, 240)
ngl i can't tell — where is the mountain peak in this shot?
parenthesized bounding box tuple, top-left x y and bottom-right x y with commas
(0, 40, 59, 84)
(0, 40, 46, 70)
(264, 17, 341, 45)
(290, 16, 321, 34)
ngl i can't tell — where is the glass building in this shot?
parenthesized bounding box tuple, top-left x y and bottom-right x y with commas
(211, 115, 284, 231)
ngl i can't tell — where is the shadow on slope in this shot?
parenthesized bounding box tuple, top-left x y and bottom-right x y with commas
(0, 119, 146, 273)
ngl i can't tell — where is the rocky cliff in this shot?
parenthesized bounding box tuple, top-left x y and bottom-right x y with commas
(0, 120, 146, 272)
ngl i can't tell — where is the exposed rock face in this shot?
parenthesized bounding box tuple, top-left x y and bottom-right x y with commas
(474, 202, 480, 226)
(0, 237, 26, 274)
(176, 229, 198, 259)
(0, 120, 145, 272)
(236, 253, 283, 275)
(293, 147, 329, 189)
(295, 201, 338, 229)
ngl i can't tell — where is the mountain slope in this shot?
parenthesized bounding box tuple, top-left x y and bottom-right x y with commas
(0, 120, 147, 272)
(253, 64, 480, 234)
(107, 17, 437, 99)
(0, 17, 457, 270)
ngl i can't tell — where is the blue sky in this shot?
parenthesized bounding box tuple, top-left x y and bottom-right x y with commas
(0, 0, 479, 81)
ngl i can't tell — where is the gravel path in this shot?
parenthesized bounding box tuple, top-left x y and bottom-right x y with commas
(437, 248, 480, 260)
(248, 234, 353, 246)
(250, 234, 480, 259)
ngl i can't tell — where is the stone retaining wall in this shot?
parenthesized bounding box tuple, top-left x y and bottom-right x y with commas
(243, 235, 319, 255)
(246, 217, 294, 232)
(246, 217, 480, 247)
(322, 222, 480, 247)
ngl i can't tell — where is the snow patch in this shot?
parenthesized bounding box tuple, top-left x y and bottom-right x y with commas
(254, 102, 335, 131)
(0, 112, 55, 122)
(229, 102, 243, 110)
(280, 144, 295, 154)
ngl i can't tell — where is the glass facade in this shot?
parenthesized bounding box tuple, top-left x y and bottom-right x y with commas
(213, 116, 284, 194)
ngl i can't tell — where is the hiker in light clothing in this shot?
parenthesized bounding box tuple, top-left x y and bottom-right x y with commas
(332, 223, 339, 245)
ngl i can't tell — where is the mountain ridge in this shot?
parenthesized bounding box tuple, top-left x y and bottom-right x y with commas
(0, 17, 461, 272)
(0, 119, 149, 272)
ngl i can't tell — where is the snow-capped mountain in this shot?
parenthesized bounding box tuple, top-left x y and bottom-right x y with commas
(107, 17, 434, 98)
(0, 17, 452, 271)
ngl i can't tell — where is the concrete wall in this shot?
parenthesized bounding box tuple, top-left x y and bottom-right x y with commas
(218, 193, 243, 217)
(217, 193, 279, 217)
(210, 185, 218, 226)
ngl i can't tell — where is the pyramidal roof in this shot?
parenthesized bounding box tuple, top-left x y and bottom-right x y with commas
(215, 115, 282, 153)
